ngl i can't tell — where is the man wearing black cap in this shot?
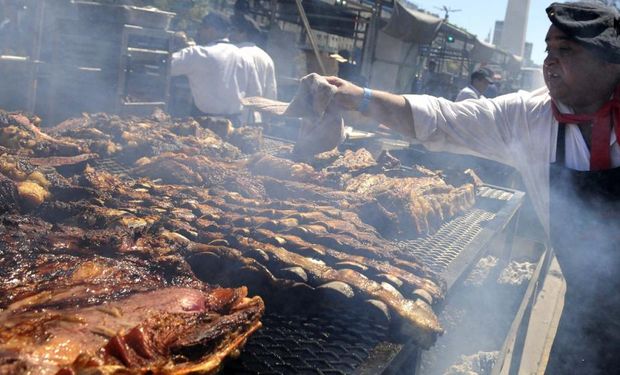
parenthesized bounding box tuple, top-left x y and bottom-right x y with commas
(455, 68, 494, 101)
(306, 2, 620, 372)
(171, 12, 260, 123)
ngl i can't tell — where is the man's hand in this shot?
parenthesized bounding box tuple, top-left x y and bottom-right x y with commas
(324, 76, 364, 112)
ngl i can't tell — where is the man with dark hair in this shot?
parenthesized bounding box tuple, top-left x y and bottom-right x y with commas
(230, 15, 277, 100)
(306, 2, 620, 372)
(171, 12, 260, 122)
(455, 68, 494, 101)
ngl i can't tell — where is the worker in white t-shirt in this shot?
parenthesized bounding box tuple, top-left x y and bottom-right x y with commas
(171, 12, 260, 124)
(230, 14, 277, 100)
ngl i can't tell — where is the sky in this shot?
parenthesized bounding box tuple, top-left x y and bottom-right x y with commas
(410, 0, 552, 65)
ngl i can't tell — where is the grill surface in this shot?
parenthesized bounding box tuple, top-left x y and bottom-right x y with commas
(90, 157, 133, 180)
(397, 208, 496, 274)
(224, 307, 392, 375)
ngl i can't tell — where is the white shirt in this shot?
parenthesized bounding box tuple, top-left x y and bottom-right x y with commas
(238, 42, 277, 100)
(455, 84, 483, 102)
(171, 40, 260, 115)
(405, 87, 620, 235)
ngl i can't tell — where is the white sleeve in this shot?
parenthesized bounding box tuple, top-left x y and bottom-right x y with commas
(405, 93, 532, 166)
(170, 47, 196, 77)
(454, 89, 477, 102)
(244, 58, 262, 98)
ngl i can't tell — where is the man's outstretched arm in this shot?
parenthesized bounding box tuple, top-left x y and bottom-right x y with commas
(325, 76, 416, 138)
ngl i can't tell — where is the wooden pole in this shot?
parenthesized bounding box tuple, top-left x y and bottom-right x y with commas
(294, 0, 326, 75)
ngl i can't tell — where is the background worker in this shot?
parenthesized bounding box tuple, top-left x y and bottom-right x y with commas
(455, 68, 494, 101)
(171, 12, 260, 124)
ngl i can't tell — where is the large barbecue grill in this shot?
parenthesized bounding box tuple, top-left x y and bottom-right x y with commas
(84, 134, 526, 375)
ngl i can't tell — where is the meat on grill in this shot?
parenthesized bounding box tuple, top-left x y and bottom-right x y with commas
(0, 214, 264, 375)
(0, 108, 485, 353)
(0, 111, 83, 157)
(344, 173, 475, 237)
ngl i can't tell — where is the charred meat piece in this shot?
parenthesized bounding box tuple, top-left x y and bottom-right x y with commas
(0, 215, 264, 375)
(229, 126, 264, 154)
(324, 148, 377, 174)
(0, 111, 82, 157)
(1, 286, 263, 375)
(231, 236, 442, 348)
(249, 154, 324, 184)
(249, 228, 445, 301)
(345, 173, 476, 237)
(133, 153, 265, 198)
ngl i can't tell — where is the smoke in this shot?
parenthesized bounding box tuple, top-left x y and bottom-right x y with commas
(418, 248, 537, 375)
(543, 165, 620, 374)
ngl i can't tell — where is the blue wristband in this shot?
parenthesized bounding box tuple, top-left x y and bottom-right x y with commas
(358, 87, 372, 113)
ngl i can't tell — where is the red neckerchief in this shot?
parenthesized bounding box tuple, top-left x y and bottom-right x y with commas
(551, 87, 620, 171)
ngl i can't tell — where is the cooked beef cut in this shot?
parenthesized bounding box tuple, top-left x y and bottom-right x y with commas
(229, 126, 264, 154)
(231, 236, 442, 348)
(0, 111, 82, 157)
(133, 153, 266, 198)
(49, 113, 242, 163)
(22, 153, 98, 168)
(261, 175, 363, 204)
(249, 154, 323, 183)
(135, 156, 205, 185)
(0, 215, 264, 375)
(247, 227, 445, 301)
(324, 148, 377, 174)
(345, 173, 476, 237)
(196, 116, 234, 138)
(0, 173, 19, 213)
(0, 153, 98, 210)
(1, 286, 263, 375)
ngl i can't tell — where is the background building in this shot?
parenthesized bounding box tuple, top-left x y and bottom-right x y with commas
(498, 0, 531, 57)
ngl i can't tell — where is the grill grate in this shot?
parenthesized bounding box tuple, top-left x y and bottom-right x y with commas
(224, 307, 391, 375)
(90, 158, 134, 180)
(262, 135, 294, 156)
(398, 208, 496, 274)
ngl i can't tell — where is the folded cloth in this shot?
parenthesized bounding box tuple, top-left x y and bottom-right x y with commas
(242, 73, 345, 156)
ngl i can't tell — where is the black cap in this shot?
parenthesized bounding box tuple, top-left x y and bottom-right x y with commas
(471, 68, 493, 83)
(546, 2, 620, 63)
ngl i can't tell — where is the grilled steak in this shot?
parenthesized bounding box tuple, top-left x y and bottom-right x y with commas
(0, 214, 264, 375)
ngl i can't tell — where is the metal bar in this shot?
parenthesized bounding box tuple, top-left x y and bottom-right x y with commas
(27, 0, 46, 113)
(294, 0, 326, 75)
(439, 186, 524, 290)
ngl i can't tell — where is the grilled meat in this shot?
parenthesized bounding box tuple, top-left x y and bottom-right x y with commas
(324, 148, 377, 174)
(344, 173, 475, 237)
(1, 286, 263, 375)
(249, 153, 323, 183)
(0, 214, 264, 375)
(0, 111, 82, 157)
(48, 113, 242, 163)
(230, 236, 442, 348)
